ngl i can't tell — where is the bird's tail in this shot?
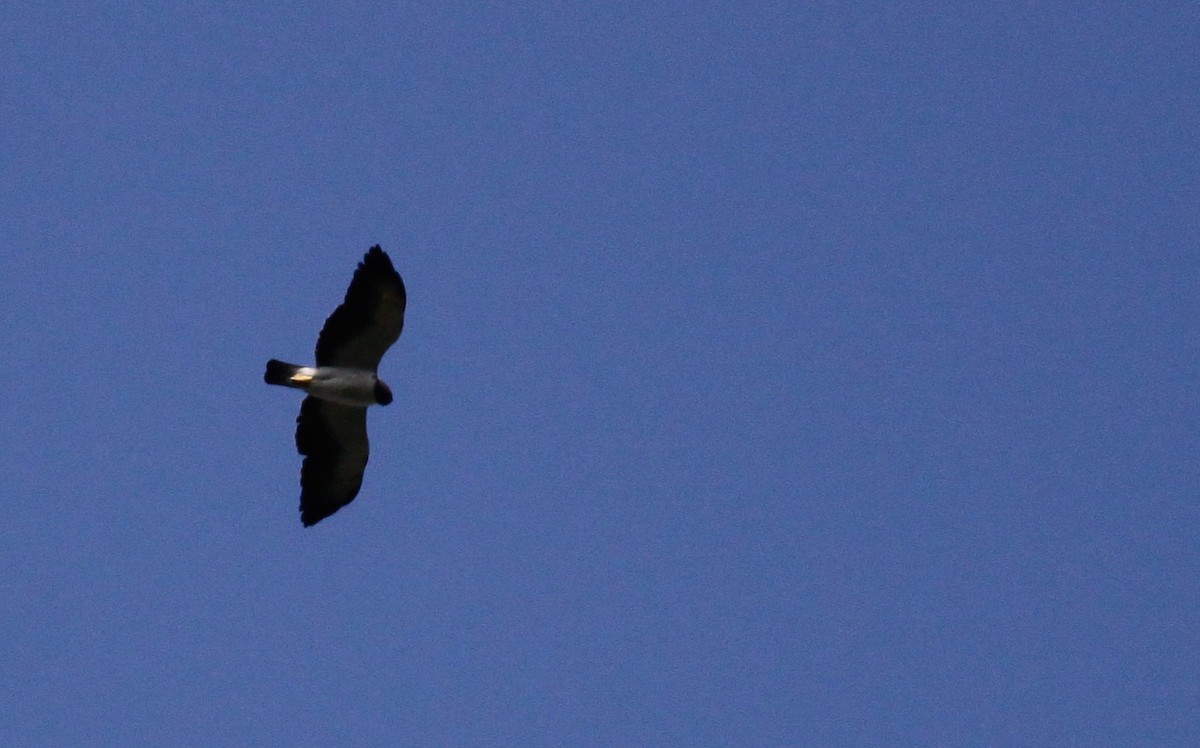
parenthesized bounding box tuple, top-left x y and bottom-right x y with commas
(264, 359, 306, 387)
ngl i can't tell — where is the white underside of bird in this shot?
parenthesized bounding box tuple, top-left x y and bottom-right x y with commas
(265, 360, 393, 407)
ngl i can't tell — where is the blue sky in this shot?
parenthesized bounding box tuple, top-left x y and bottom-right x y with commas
(3, 3, 1197, 745)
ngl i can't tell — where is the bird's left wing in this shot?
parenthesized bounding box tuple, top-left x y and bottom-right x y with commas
(295, 395, 370, 526)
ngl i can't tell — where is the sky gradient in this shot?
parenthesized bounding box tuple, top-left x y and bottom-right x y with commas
(3, 3, 1198, 745)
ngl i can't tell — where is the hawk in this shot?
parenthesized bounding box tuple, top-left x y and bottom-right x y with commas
(264, 245, 406, 526)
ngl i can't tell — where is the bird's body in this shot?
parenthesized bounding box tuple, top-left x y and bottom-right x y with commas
(264, 245, 406, 526)
(264, 361, 392, 407)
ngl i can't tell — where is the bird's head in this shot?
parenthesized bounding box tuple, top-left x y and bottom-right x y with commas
(374, 379, 394, 406)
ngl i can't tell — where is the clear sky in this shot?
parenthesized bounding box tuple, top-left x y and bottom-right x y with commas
(3, 3, 1197, 746)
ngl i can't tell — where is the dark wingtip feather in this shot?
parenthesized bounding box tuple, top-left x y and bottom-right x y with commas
(360, 245, 399, 280)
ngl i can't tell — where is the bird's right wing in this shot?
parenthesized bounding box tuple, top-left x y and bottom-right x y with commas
(314, 245, 406, 370)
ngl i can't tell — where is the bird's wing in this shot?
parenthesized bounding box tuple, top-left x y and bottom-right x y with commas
(314, 245, 406, 370)
(295, 395, 370, 526)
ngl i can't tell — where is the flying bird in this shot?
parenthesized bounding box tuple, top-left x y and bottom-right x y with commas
(264, 245, 406, 526)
